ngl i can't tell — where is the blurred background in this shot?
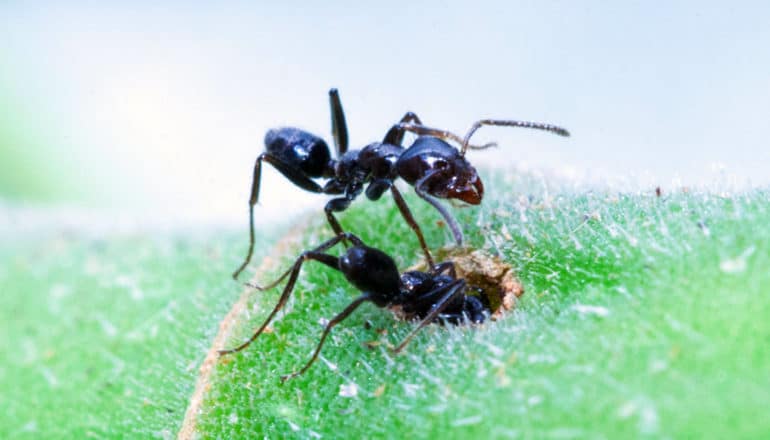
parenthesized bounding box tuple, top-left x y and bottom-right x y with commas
(2, 1, 769, 231)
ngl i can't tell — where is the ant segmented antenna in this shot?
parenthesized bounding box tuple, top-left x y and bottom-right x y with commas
(389, 122, 497, 150)
(460, 119, 570, 155)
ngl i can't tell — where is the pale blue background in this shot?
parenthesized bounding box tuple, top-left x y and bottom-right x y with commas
(3, 1, 769, 227)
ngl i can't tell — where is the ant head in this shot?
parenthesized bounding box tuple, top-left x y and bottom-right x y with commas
(397, 137, 484, 205)
(432, 156, 484, 205)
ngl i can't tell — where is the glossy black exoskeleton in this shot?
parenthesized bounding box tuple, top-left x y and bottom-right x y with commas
(219, 232, 489, 381)
(232, 88, 570, 279)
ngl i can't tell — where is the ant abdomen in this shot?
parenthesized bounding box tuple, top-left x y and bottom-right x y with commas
(265, 127, 331, 178)
(339, 245, 400, 304)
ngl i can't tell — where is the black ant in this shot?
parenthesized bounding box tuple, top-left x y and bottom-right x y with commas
(219, 232, 489, 381)
(232, 88, 570, 279)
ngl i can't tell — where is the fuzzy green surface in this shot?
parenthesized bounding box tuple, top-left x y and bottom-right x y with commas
(196, 177, 769, 439)
(2, 175, 768, 438)
(0, 227, 275, 438)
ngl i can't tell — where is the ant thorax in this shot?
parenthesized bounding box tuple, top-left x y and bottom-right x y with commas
(358, 142, 404, 180)
(332, 150, 363, 183)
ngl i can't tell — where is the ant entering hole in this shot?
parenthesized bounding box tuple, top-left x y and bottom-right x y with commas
(408, 246, 524, 320)
(219, 233, 521, 380)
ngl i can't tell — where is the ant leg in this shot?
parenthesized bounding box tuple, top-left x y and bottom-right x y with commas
(245, 232, 365, 292)
(365, 178, 437, 267)
(260, 154, 327, 194)
(220, 252, 338, 355)
(387, 123, 497, 150)
(432, 261, 457, 278)
(437, 295, 488, 325)
(220, 233, 359, 355)
(389, 185, 436, 269)
(233, 153, 326, 280)
(280, 293, 372, 382)
(324, 196, 354, 238)
(400, 111, 423, 124)
(366, 178, 439, 268)
(413, 174, 464, 245)
(329, 88, 349, 157)
(393, 279, 467, 353)
(460, 119, 570, 155)
(365, 178, 391, 201)
(382, 111, 424, 145)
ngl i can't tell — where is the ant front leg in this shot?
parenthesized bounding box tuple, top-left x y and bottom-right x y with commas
(233, 153, 326, 280)
(413, 173, 465, 246)
(220, 233, 360, 355)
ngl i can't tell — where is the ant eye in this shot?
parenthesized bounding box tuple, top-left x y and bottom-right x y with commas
(434, 159, 449, 169)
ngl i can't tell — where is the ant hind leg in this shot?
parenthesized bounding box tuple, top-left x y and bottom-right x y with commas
(221, 233, 357, 355)
(280, 293, 372, 382)
(233, 153, 327, 280)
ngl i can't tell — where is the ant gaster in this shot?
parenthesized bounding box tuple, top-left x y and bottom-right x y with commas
(219, 232, 489, 381)
(232, 88, 570, 280)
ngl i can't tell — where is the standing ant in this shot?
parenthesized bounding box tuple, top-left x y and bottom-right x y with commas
(219, 232, 489, 381)
(232, 88, 570, 280)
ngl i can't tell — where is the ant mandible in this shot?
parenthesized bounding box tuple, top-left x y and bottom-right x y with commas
(232, 88, 570, 280)
(219, 232, 489, 381)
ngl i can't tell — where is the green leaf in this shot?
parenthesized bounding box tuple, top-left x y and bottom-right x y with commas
(2, 173, 768, 438)
(190, 175, 770, 438)
(0, 225, 279, 438)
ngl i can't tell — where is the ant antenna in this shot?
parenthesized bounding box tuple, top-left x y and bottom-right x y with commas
(460, 119, 570, 155)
